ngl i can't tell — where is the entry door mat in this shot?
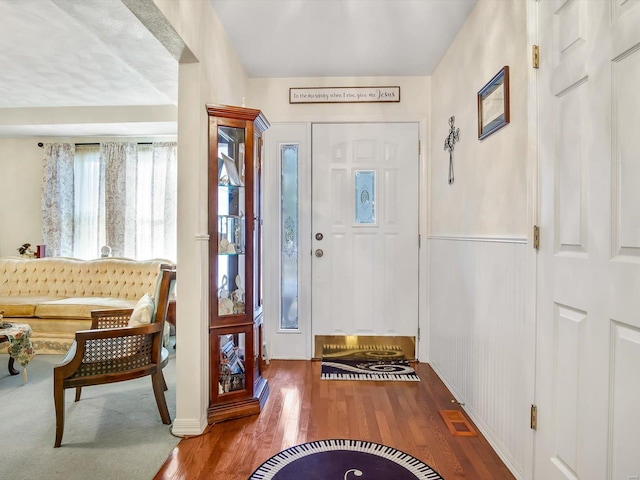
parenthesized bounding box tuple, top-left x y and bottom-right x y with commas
(322, 344, 407, 361)
(321, 358, 420, 381)
(248, 439, 444, 480)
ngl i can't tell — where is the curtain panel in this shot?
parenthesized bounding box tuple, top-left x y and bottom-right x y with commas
(102, 142, 138, 258)
(41, 143, 75, 257)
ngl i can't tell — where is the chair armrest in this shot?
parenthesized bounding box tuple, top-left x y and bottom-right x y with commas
(55, 323, 164, 382)
(76, 322, 162, 341)
(90, 308, 135, 329)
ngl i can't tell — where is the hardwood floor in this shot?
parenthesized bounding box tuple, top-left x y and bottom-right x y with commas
(155, 361, 516, 480)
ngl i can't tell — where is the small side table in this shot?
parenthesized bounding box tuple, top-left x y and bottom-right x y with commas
(0, 322, 36, 382)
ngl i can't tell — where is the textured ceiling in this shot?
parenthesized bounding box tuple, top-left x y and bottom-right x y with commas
(0, 0, 178, 138)
(0, 0, 177, 108)
(0, 0, 476, 138)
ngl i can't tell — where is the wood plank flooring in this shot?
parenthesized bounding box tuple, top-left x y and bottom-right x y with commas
(154, 361, 516, 480)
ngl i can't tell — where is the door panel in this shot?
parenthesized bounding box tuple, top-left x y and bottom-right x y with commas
(311, 123, 419, 338)
(536, 1, 640, 479)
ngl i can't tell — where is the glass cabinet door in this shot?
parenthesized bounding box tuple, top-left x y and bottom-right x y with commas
(217, 126, 246, 317)
(218, 332, 246, 394)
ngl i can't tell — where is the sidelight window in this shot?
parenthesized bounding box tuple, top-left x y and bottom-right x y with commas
(280, 144, 299, 330)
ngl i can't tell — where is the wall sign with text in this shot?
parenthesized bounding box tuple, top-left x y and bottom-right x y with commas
(289, 86, 400, 104)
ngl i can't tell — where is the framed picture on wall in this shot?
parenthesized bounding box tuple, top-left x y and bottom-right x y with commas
(477, 66, 510, 140)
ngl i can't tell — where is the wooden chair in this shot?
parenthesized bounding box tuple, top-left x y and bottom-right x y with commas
(53, 265, 176, 447)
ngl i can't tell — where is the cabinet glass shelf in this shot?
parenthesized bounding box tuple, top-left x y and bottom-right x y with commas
(217, 215, 245, 255)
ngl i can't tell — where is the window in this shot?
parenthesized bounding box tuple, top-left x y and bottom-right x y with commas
(45, 142, 177, 261)
(354, 170, 376, 224)
(280, 144, 299, 330)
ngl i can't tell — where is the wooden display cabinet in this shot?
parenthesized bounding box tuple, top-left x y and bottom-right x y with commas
(207, 104, 269, 423)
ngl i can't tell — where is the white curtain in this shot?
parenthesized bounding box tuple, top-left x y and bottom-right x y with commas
(73, 144, 104, 259)
(41, 143, 75, 257)
(150, 142, 177, 260)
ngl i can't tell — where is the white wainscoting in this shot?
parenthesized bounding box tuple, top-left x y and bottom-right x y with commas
(428, 236, 529, 479)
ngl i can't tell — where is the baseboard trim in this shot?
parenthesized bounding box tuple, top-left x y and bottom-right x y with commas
(171, 415, 208, 437)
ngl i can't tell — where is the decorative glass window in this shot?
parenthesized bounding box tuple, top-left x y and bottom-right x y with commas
(355, 170, 376, 224)
(280, 144, 299, 330)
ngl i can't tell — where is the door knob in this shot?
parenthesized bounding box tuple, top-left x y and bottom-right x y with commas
(315, 249, 324, 258)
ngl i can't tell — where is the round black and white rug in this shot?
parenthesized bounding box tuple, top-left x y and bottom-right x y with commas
(248, 439, 444, 480)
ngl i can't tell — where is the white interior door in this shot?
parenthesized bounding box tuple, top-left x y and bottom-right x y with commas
(536, 1, 640, 479)
(311, 123, 419, 339)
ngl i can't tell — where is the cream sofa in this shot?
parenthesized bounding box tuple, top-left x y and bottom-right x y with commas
(0, 256, 173, 354)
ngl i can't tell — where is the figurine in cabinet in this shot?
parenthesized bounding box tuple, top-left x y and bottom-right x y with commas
(232, 274, 245, 314)
(218, 275, 234, 315)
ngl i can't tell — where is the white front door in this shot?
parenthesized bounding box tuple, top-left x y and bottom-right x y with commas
(311, 123, 419, 340)
(536, 1, 640, 479)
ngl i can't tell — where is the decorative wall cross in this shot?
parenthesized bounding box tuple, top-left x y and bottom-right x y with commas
(443, 116, 460, 184)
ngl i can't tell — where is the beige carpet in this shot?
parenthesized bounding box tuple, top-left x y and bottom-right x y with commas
(0, 341, 178, 479)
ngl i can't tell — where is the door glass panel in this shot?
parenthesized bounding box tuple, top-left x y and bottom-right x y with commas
(355, 170, 376, 224)
(280, 144, 299, 330)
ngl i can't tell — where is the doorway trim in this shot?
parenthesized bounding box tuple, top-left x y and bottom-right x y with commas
(525, 1, 539, 479)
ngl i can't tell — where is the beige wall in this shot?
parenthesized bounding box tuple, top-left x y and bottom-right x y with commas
(429, 0, 528, 237)
(0, 140, 43, 257)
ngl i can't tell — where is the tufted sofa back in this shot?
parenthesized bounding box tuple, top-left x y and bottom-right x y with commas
(0, 257, 172, 300)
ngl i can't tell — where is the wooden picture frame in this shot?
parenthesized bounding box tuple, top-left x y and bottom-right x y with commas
(478, 66, 510, 140)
